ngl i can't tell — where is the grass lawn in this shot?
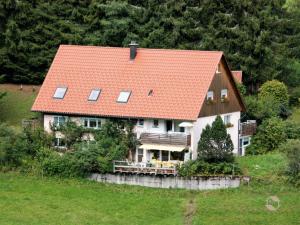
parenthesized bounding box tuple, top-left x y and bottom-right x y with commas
(0, 153, 299, 225)
(0, 84, 40, 127)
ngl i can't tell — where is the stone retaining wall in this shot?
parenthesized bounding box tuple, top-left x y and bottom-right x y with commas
(89, 173, 247, 190)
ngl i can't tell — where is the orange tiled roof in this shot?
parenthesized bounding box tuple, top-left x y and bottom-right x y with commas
(232, 70, 243, 83)
(32, 45, 230, 120)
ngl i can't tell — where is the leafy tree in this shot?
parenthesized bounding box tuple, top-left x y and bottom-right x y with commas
(258, 80, 289, 107)
(246, 117, 287, 155)
(198, 115, 234, 163)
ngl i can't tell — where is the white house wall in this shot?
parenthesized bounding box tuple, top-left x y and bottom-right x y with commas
(191, 111, 240, 159)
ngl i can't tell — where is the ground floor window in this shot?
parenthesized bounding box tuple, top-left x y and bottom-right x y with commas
(170, 151, 184, 161)
(54, 137, 66, 148)
(161, 151, 169, 161)
(150, 150, 160, 160)
(137, 148, 143, 162)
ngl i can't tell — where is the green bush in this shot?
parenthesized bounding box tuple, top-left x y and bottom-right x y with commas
(281, 139, 300, 186)
(178, 160, 241, 177)
(258, 80, 289, 107)
(198, 115, 234, 163)
(246, 117, 287, 155)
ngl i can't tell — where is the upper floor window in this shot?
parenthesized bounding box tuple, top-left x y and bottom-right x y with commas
(216, 64, 221, 73)
(224, 115, 232, 127)
(53, 116, 66, 126)
(88, 89, 101, 101)
(153, 120, 159, 128)
(117, 91, 131, 103)
(137, 119, 144, 127)
(207, 91, 214, 101)
(221, 89, 228, 100)
(53, 87, 67, 99)
(83, 118, 101, 129)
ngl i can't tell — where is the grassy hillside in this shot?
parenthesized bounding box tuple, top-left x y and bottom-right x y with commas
(1, 153, 299, 225)
(0, 84, 40, 127)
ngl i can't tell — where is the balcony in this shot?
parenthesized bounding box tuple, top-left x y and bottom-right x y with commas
(139, 132, 191, 146)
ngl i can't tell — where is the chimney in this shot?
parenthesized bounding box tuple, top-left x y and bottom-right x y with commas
(129, 41, 139, 60)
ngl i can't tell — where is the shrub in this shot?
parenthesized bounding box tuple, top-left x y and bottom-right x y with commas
(281, 139, 300, 186)
(246, 117, 287, 155)
(258, 80, 289, 107)
(198, 115, 234, 163)
(178, 160, 241, 177)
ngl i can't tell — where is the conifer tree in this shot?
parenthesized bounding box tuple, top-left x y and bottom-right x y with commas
(198, 115, 234, 163)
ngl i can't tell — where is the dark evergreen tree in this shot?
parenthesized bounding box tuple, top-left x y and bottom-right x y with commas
(198, 115, 234, 163)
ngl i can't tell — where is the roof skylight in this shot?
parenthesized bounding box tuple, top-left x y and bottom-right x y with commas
(53, 87, 67, 99)
(88, 89, 101, 101)
(117, 91, 131, 103)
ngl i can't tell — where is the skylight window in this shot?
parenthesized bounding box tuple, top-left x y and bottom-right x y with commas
(88, 89, 101, 101)
(53, 87, 67, 99)
(117, 91, 131, 103)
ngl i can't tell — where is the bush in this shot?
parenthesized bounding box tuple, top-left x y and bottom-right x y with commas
(178, 160, 241, 177)
(258, 80, 289, 107)
(281, 139, 300, 186)
(198, 115, 234, 163)
(246, 117, 287, 155)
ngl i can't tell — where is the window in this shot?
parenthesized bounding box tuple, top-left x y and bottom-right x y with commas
(137, 149, 143, 162)
(224, 115, 231, 125)
(161, 151, 169, 161)
(153, 120, 159, 128)
(53, 116, 66, 127)
(148, 89, 153, 96)
(207, 91, 214, 101)
(88, 89, 101, 101)
(137, 119, 144, 127)
(242, 137, 250, 147)
(216, 64, 221, 73)
(53, 87, 67, 99)
(117, 91, 131, 103)
(54, 137, 66, 148)
(83, 118, 101, 129)
(221, 89, 228, 100)
(170, 151, 184, 161)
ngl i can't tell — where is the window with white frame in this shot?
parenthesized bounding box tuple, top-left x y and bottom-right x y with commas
(54, 137, 66, 148)
(83, 118, 101, 129)
(137, 119, 144, 127)
(137, 148, 143, 162)
(224, 115, 231, 126)
(207, 91, 214, 101)
(53, 87, 67, 99)
(117, 91, 131, 103)
(88, 89, 101, 101)
(242, 137, 250, 147)
(221, 89, 228, 100)
(53, 116, 66, 127)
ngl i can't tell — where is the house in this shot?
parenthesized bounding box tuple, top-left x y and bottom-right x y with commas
(32, 42, 247, 169)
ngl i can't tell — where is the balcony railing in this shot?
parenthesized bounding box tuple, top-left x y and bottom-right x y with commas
(139, 132, 191, 146)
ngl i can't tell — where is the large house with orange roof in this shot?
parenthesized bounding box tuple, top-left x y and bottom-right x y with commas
(32, 42, 248, 165)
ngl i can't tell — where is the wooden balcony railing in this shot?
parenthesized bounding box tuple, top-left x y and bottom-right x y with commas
(139, 132, 191, 146)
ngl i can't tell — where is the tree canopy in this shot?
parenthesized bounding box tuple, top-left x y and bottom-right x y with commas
(0, 0, 299, 91)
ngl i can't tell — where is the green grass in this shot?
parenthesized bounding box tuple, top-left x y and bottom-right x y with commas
(1, 153, 299, 225)
(0, 84, 39, 127)
(0, 173, 187, 225)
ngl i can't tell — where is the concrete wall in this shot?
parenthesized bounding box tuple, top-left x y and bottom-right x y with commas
(89, 173, 242, 190)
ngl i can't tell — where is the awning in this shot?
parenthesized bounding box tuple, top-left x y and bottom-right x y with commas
(140, 144, 187, 152)
(178, 122, 194, 127)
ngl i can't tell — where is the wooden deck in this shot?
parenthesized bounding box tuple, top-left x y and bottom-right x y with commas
(139, 132, 191, 146)
(113, 161, 177, 176)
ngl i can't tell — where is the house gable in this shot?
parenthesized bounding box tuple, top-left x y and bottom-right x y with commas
(199, 56, 245, 117)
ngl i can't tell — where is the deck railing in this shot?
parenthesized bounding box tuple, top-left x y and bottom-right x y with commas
(139, 132, 191, 146)
(113, 161, 177, 176)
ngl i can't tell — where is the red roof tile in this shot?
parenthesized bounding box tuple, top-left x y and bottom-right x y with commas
(232, 71, 243, 83)
(32, 45, 226, 120)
